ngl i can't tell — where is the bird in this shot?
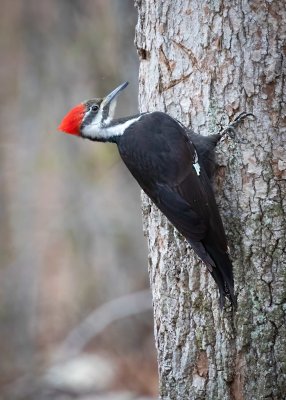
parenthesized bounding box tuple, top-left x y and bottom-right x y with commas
(58, 82, 251, 307)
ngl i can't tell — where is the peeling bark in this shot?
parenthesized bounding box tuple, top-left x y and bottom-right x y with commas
(135, 1, 286, 399)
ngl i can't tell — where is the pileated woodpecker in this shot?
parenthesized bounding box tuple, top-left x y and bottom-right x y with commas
(58, 82, 252, 307)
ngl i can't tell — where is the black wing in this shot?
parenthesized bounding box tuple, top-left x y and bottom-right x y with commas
(118, 112, 235, 306)
(173, 118, 222, 179)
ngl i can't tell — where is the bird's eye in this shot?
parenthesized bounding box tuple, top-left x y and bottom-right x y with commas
(91, 105, 99, 112)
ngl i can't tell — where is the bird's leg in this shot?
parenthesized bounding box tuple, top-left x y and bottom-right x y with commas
(219, 112, 256, 143)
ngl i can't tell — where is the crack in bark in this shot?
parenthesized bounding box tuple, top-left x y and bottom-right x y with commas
(230, 351, 246, 400)
(136, 0, 286, 398)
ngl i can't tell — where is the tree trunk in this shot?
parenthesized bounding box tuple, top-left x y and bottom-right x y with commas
(135, 1, 286, 399)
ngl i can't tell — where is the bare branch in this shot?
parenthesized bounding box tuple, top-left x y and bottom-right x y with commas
(55, 289, 152, 361)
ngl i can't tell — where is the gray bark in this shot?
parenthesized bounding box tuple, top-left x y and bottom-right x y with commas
(135, 1, 286, 399)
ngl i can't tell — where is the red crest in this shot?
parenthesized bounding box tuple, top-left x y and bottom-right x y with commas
(58, 103, 85, 136)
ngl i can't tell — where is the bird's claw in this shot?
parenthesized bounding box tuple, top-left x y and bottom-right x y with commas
(219, 112, 255, 143)
(233, 111, 255, 123)
(225, 126, 236, 139)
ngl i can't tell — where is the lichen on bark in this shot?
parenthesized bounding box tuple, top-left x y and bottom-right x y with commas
(136, 0, 286, 399)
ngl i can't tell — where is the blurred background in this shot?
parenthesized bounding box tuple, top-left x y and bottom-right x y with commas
(0, 1, 157, 399)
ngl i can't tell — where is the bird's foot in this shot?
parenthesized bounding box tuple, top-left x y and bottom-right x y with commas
(219, 112, 256, 143)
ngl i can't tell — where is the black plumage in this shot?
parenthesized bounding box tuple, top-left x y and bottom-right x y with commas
(59, 82, 239, 308)
(117, 112, 235, 307)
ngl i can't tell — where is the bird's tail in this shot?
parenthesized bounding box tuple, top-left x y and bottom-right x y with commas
(204, 244, 236, 308)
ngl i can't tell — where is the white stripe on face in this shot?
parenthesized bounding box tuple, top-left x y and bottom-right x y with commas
(82, 115, 141, 140)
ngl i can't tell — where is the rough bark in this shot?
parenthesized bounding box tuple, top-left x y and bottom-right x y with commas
(135, 1, 286, 399)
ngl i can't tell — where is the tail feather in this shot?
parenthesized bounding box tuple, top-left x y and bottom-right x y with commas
(188, 239, 236, 308)
(204, 244, 236, 308)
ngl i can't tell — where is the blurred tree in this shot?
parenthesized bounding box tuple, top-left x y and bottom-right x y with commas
(136, 0, 286, 399)
(0, 1, 157, 398)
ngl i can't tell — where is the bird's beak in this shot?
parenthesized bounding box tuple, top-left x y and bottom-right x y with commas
(101, 81, 129, 107)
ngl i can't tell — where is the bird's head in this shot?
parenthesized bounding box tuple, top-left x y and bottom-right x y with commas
(58, 82, 129, 139)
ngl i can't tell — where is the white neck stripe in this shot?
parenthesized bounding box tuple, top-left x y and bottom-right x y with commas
(83, 115, 142, 140)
